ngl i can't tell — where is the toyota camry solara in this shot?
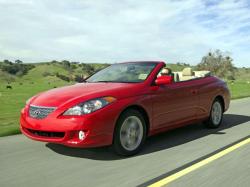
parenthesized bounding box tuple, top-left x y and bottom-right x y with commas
(20, 61, 230, 156)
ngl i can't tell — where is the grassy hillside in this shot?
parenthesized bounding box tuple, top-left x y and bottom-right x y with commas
(235, 67, 250, 81)
(0, 61, 249, 137)
(0, 65, 72, 136)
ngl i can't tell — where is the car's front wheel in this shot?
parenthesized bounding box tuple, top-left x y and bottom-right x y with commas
(205, 98, 223, 128)
(113, 109, 146, 156)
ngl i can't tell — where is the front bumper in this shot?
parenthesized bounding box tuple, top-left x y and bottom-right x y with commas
(20, 105, 119, 148)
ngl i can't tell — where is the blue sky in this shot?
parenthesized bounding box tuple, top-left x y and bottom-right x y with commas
(0, 0, 250, 67)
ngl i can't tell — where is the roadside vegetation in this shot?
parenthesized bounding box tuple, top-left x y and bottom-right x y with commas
(196, 50, 250, 99)
(0, 51, 250, 136)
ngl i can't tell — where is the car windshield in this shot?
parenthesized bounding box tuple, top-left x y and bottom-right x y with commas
(86, 62, 157, 83)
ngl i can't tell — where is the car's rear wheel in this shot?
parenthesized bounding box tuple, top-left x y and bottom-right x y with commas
(205, 98, 223, 128)
(113, 109, 146, 156)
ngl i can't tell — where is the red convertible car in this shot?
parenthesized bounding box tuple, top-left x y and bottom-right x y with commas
(20, 61, 230, 156)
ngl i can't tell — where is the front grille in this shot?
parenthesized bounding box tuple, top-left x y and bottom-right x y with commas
(29, 105, 56, 119)
(27, 128, 65, 138)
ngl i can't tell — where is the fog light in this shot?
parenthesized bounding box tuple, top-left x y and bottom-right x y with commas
(78, 131, 85, 140)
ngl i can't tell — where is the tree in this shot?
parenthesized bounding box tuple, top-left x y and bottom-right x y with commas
(0, 61, 34, 76)
(82, 63, 95, 76)
(3, 59, 12, 65)
(197, 49, 235, 79)
(15, 59, 23, 64)
(62, 60, 71, 68)
(51, 60, 58, 64)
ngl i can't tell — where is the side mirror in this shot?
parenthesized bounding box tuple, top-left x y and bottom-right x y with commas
(155, 75, 172, 86)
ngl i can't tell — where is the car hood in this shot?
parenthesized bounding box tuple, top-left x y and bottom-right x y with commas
(30, 82, 143, 107)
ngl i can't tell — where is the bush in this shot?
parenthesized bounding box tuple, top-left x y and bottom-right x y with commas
(71, 64, 77, 70)
(74, 74, 86, 83)
(55, 73, 70, 82)
(227, 75, 235, 80)
(82, 63, 95, 76)
(197, 49, 235, 79)
(0, 60, 35, 76)
(42, 71, 54, 77)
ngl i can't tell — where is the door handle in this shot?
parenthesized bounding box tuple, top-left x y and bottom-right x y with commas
(191, 90, 198, 95)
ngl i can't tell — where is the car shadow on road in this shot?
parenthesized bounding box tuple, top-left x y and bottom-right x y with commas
(46, 114, 250, 160)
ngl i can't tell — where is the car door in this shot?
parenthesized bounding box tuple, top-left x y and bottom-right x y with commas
(151, 80, 199, 129)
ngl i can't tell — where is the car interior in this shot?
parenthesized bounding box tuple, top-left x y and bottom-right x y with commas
(158, 67, 211, 82)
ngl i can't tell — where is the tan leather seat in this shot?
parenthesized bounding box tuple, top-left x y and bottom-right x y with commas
(180, 68, 195, 81)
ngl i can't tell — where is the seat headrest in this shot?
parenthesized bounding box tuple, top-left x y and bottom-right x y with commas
(182, 68, 194, 76)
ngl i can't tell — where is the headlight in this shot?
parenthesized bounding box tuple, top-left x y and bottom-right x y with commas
(63, 96, 116, 116)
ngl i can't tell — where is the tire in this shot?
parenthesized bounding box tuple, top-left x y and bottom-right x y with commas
(113, 109, 147, 156)
(204, 98, 223, 128)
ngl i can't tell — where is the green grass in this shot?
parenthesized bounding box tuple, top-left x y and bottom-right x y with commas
(0, 80, 73, 137)
(228, 81, 250, 99)
(0, 63, 74, 136)
(0, 63, 250, 137)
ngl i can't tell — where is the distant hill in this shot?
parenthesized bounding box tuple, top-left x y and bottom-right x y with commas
(0, 61, 191, 84)
(0, 61, 249, 85)
(0, 61, 110, 84)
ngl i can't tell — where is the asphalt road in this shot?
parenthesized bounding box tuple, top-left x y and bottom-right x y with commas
(1, 98, 250, 187)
